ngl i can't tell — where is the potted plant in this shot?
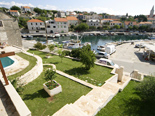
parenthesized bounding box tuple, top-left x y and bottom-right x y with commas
(43, 68, 62, 96)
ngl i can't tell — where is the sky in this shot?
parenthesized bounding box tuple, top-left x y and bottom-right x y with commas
(0, 0, 154, 16)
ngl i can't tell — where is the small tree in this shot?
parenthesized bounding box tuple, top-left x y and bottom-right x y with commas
(34, 42, 46, 50)
(80, 45, 96, 70)
(10, 5, 21, 10)
(48, 44, 55, 53)
(57, 48, 65, 62)
(45, 69, 56, 82)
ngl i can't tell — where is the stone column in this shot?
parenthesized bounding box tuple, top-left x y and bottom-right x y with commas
(117, 66, 124, 82)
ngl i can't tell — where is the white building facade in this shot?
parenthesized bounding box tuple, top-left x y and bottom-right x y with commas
(46, 18, 68, 33)
(9, 10, 20, 17)
(87, 19, 101, 28)
(27, 19, 45, 34)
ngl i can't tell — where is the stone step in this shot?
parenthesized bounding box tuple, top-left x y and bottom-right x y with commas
(53, 104, 80, 116)
(86, 87, 114, 108)
(69, 104, 88, 116)
(74, 95, 100, 116)
(101, 82, 120, 95)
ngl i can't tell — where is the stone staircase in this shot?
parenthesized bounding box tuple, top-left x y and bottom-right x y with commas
(53, 74, 131, 116)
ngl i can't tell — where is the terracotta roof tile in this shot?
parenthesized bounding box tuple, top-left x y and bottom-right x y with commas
(10, 10, 18, 12)
(110, 21, 121, 23)
(102, 19, 113, 20)
(147, 18, 155, 20)
(139, 22, 152, 24)
(27, 19, 43, 23)
(54, 18, 68, 22)
(23, 6, 30, 9)
(66, 16, 78, 20)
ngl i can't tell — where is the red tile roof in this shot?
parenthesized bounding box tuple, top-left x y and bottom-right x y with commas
(111, 21, 121, 23)
(10, 10, 18, 12)
(27, 19, 43, 23)
(66, 16, 78, 21)
(54, 18, 68, 22)
(23, 6, 30, 9)
(102, 19, 113, 20)
(147, 18, 155, 21)
(139, 22, 152, 24)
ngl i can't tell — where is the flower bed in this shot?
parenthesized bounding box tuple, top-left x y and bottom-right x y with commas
(43, 80, 62, 96)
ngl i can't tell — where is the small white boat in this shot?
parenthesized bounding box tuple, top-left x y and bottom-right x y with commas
(97, 45, 105, 51)
(55, 34, 60, 37)
(27, 35, 33, 38)
(148, 35, 155, 39)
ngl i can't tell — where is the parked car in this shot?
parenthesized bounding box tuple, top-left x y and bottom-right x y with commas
(135, 44, 145, 48)
(98, 58, 119, 68)
(95, 52, 110, 59)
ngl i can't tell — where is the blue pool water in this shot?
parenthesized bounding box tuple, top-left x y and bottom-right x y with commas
(0, 57, 14, 68)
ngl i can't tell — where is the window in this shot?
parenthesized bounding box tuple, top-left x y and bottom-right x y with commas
(53, 26, 56, 28)
(61, 26, 63, 28)
(40, 23, 42, 25)
(0, 21, 3, 27)
(47, 26, 50, 28)
(58, 26, 59, 28)
(107, 62, 111, 66)
(64, 26, 66, 28)
(32, 27, 33, 30)
(36, 23, 37, 25)
(64, 22, 66, 24)
(31, 23, 33, 25)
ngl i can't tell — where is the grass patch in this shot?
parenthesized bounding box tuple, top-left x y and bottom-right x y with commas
(20, 66, 91, 116)
(28, 50, 113, 86)
(8, 52, 37, 80)
(96, 80, 155, 116)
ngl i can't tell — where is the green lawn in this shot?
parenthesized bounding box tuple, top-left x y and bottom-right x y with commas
(96, 80, 155, 116)
(20, 65, 91, 116)
(8, 52, 37, 80)
(28, 50, 113, 86)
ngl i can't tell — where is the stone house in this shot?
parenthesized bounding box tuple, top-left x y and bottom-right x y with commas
(110, 21, 122, 27)
(57, 11, 66, 18)
(101, 19, 113, 24)
(66, 16, 78, 26)
(87, 19, 101, 28)
(27, 19, 46, 34)
(21, 6, 33, 13)
(139, 22, 153, 27)
(46, 18, 68, 33)
(147, 18, 155, 28)
(124, 21, 138, 29)
(9, 10, 20, 17)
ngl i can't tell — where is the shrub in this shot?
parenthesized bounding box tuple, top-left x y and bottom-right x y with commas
(70, 48, 81, 58)
(45, 69, 56, 81)
(135, 76, 155, 102)
(34, 42, 46, 50)
(62, 50, 70, 56)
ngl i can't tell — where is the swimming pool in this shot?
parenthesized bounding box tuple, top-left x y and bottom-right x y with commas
(0, 57, 14, 68)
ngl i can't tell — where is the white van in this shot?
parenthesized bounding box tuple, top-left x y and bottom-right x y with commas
(98, 58, 119, 68)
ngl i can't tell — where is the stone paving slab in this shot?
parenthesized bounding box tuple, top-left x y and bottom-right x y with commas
(86, 87, 114, 108)
(74, 95, 100, 116)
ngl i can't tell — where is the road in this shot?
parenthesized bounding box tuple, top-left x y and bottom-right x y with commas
(109, 42, 155, 76)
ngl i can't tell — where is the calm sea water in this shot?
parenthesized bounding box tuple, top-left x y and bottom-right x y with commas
(26, 35, 148, 51)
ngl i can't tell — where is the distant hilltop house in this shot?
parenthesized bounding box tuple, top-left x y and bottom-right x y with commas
(21, 6, 34, 13)
(110, 21, 122, 27)
(66, 16, 78, 26)
(87, 19, 101, 28)
(27, 19, 46, 34)
(147, 18, 155, 28)
(46, 18, 68, 33)
(0, 11, 22, 47)
(57, 11, 66, 18)
(9, 10, 20, 17)
(124, 21, 138, 29)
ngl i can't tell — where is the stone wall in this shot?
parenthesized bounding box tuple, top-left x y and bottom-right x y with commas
(0, 11, 22, 47)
